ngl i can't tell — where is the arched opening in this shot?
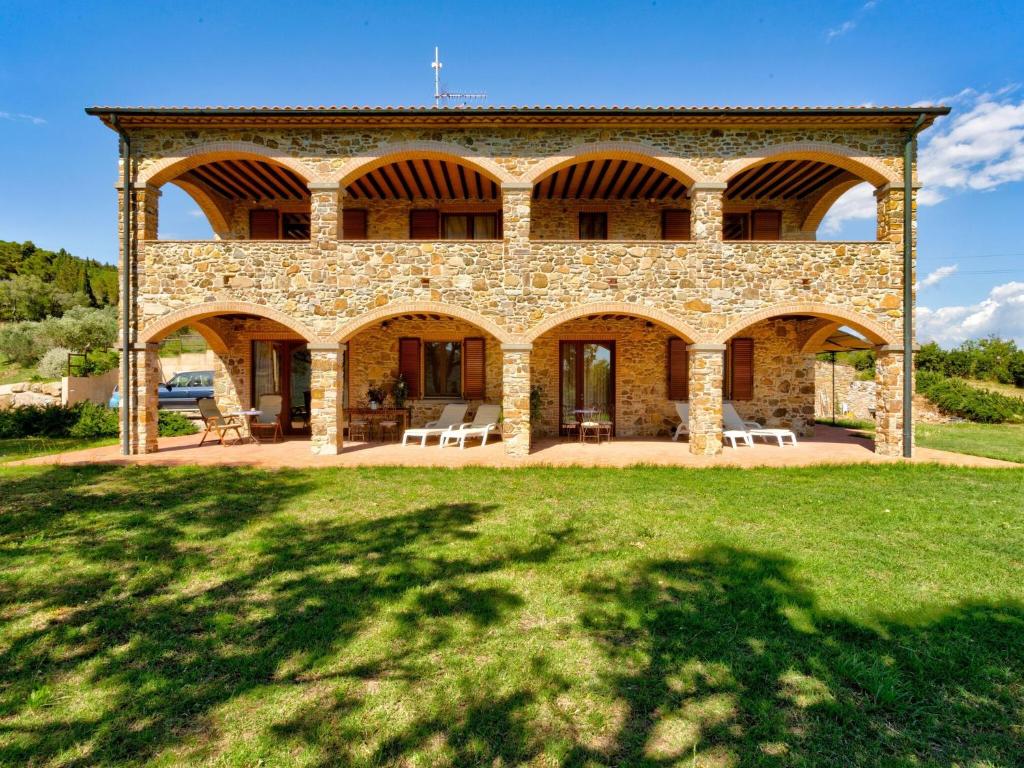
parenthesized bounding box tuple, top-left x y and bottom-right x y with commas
(527, 305, 698, 439)
(340, 156, 505, 241)
(149, 154, 313, 241)
(715, 308, 891, 440)
(723, 159, 879, 241)
(138, 305, 318, 446)
(342, 308, 505, 434)
(530, 157, 693, 241)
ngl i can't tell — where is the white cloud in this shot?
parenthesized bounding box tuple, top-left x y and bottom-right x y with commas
(826, 20, 856, 40)
(916, 264, 958, 290)
(918, 281, 1024, 346)
(187, 208, 206, 218)
(821, 86, 1024, 233)
(819, 182, 875, 235)
(0, 110, 46, 125)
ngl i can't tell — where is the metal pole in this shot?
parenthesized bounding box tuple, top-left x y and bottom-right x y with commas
(114, 116, 132, 455)
(903, 114, 926, 458)
(831, 351, 836, 426)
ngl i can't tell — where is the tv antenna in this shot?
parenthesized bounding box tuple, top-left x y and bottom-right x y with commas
(432, 47, 486, 107)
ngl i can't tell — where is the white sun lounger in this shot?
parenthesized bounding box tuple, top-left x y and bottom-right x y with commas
(672, 401, 751, 447)
(401, 403, 469, 446)
(439, 404, 502, 448)
(723, 403, 797, 447)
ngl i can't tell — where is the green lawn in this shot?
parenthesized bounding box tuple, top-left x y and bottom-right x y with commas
(917, 422, 1024, 464)
(0, 436, 119, 463)
(1, 464, 1022, 767)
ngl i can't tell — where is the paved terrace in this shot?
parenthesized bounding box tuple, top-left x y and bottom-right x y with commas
(14, 426, 1017, 469)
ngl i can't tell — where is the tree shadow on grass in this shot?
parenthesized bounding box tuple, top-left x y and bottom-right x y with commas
(566, 545, 1024, 767)
(0, 465, 568, 766)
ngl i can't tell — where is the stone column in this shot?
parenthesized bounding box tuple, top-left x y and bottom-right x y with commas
(690, 182, 727, 242)
(875, 183, 917, 245)
(309, 343, 345, 455)
(501, 182, 532, 247)
(133, 183, 161, 240)
(874, 344, 912, 457)
(687, 343, 726, 455)
(308, 182, 341, 249)
(501, 343, 532, 457)
(124, 342, 159, 454)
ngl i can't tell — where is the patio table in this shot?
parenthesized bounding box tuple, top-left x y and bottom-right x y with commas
(227, 409, 262, 444)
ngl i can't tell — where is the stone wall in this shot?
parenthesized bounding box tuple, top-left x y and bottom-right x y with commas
(814, 360, 877, 421)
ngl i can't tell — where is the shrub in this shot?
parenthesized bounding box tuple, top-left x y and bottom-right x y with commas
(68, 401, 119, 438)
(38, 305, 118, 353)
(914, 342, 946, 374)
(1008, 352, 1024, 389)
(0, 322, 45, 366)
(0, 402, 197, 440)
(36, 347, 71, 380)
(82, 349, 119, 376)
(158, 410, 199, 437)
(916, 370, 1024, 424)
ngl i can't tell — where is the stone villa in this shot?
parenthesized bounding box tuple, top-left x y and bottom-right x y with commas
(86, 104, 947, 458)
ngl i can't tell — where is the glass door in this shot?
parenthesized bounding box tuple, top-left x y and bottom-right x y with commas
(252, 341, 311, 435)
(559, 341, 615, 434)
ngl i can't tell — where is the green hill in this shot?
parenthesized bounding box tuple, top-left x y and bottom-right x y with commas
(0, 241, 117, 321)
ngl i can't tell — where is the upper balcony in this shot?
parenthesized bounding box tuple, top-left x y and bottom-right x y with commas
(139, 144, 906, 263)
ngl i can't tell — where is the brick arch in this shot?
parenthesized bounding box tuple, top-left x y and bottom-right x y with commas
(713, 303, 895, 346)
(520, 141, 706, 187)
(139, 301, 320, 344)
(717, 141, 898, 188)
(330, 302, 516, 344)
(333, 140, 515, 188)
(524, 302, 702, 343)
(138, 141, 322, 187)
(169, 178, 232, 237)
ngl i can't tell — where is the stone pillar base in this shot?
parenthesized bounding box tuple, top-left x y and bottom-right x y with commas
(874, 345, 911, 457)
(687, 344, 726, 456)
(501, 343, 532, 457)
(309, 343, 345, 455)
(123, 342, 159, 454)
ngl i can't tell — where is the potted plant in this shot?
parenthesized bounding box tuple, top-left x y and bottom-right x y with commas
(367, 384, 386, 410)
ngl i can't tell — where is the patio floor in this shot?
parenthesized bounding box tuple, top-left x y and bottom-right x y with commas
(12, 426, 1018, 468)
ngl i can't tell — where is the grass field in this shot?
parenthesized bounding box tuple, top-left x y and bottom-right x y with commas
(966, 378, 1024, 400)
(0, 437, 119, 463)
(1, 464, 1022, 767)
(819, 419, 1024, 464)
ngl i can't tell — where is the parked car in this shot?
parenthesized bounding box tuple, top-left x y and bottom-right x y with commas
(109, 370, 214, 411)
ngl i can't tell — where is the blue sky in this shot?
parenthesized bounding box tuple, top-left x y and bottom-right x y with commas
(1, 0, 1022, 344)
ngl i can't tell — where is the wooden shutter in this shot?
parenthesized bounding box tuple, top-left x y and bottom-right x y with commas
(462, 337, 486, 399)
(342, 209, 367, 240)
(398, 338, 421, 399)
(249, 209, 279, 239)
(751, 209, 782, 240)
(409, 209, 440, 240)
(667, 337, 689, 400)
(731, 338, 754, 401)
(661, 209, 691, 240)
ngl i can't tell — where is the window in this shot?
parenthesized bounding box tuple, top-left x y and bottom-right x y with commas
(723, 213, 749, 241)
(281, 212, 310, 240)
(342, 209, 368, 239)
(751, 210, 782, 240)
(249, 209, 279, 239)
(661, 209, 691, 240)
(667, 338, 689, 400)
(442, 212, 499, 240)
(409, 209, 440, 239)
(578, 212, 608, 240)
(730, 338, 755, 400)
(423, 341, 462, 398)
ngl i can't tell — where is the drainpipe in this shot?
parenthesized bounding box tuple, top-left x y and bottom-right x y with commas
(112, 115, 133, 456)
(903, 113, 927, 458)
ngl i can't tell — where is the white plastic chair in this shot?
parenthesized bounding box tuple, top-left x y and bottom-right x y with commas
(672, 402, 689, 441)
(439, 404, 502, 449)
(723, 402, 797, 447)
(401, 403, 469, 446)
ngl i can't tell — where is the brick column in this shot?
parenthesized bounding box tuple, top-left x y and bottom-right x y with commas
(690, 182, 727, 242)
(123, 342, 159, 454)
(501, 343, 532, 457)
(308, 182, 340, 249)
(874, 344, 912, 457)
(309, 343, 345, 455)
(687, 343, 726, 455)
